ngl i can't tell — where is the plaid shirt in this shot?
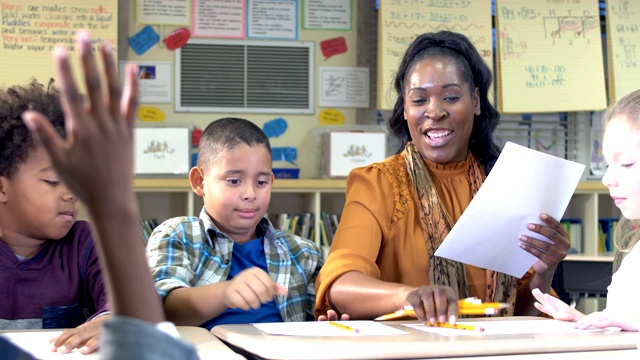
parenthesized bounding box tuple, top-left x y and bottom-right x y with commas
(146, 208, 322, 322)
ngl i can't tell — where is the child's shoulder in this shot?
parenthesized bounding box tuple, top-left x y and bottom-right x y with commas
(148, 215, 206, 244)
(273, 230, 320, 252)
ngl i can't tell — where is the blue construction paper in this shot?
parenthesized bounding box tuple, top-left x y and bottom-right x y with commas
(263, 117, 288, 138)
(129, 25, 159, 56)
(272, 147, 297, 165)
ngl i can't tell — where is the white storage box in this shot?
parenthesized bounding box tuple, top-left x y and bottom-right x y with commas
(321, 130, 387, 178)
(134, 125, 191, 176)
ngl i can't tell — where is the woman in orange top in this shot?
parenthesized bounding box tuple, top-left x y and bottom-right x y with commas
(314, 31, 570, 325)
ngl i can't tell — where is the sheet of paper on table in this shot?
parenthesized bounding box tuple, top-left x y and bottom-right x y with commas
(253, 321, 409, 336)
(403, 319, 617, 336)
(1, 331, 94, 359)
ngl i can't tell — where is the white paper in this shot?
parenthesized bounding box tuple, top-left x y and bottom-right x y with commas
(248, 0, 298, 39)
(120, 61, 172, 104)
(319, 67, 370, 108)
(403, 319, 616, 336)
(253, 321, 408, 336)
(1, 331, 97, 359)
(434, 142, 585, 278)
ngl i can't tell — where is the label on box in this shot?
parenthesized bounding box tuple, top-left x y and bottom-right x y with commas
(326, 132, 386, 177)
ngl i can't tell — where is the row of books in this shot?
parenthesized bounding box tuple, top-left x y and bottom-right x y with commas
(140, 218, 160, 244)
(272, 212, 340, 247)
(560, 218, 620, 253)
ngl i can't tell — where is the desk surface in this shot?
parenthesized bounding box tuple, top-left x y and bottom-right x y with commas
(1, 326, 244, 359)
(211, 317, 638, 360)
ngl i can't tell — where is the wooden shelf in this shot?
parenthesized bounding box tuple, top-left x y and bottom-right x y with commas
(133, 178, 347, 191)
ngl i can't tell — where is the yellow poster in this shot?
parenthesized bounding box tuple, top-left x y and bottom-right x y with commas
(0, 1, 117, 89)
(495, 0, 606, 113)
(377, 0, 492, 110)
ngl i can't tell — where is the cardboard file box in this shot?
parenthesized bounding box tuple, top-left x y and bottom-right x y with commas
(321, 131, 387, 178)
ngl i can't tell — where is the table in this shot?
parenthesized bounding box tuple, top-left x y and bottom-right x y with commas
(1, 326, 244, 359)
(558, 253, 614, 308)
(211, 317, 638, 360)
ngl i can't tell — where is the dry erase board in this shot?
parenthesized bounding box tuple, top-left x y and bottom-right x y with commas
(495, 0, 606, 113)
(0, 0, 118, 88)
(377, 0, 493, 110)
(605, 0, 640, 103)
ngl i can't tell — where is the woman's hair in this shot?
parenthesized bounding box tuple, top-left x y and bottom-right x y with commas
(0, 78, 64, 178)
(603, 89, 640, 271)
(387, 30, 501, 173)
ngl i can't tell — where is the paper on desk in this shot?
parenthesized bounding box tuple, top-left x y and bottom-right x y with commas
(253, 321, 408, 336)
(1, 331, 95, 359)
(434, 142, 585, 278)
(403, 319, 617, 336)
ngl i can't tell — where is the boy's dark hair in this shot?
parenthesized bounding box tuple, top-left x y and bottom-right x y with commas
(387, 30, 502, 173)
(197, 117, 272, 170)
(0, 79, 65, 178)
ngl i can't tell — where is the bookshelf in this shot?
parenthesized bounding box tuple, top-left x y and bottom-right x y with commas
(133, 178, 347, 247)
(132, 179, 616, 255)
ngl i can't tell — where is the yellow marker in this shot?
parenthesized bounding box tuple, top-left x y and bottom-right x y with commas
(329, 321, 360, 334)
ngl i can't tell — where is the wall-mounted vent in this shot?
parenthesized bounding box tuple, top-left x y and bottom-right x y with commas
(176, 39, 314, 114)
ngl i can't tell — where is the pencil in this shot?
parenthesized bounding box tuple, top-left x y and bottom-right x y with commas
(426, 322, 485, 332)
(329, 321, 360, 334)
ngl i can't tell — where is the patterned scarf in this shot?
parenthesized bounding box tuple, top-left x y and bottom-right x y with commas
(404, 142, 517, 314)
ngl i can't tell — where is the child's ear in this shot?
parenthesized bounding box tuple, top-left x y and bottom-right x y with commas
(189, 166, 205, 197)
(0, 176, 8, 204)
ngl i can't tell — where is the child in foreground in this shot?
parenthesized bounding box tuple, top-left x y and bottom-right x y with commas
(17, 31, 198, 359)
(146, 117, 326, 329)
(0, 79, 110, 353)
(533, 89, 640, 332)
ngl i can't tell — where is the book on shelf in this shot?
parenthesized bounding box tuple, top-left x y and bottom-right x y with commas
(598, 218, 619, 253)
(560, 218, 582, 253)
(140, 218, 160, 244)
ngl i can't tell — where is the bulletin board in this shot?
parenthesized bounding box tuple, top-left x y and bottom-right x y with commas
(0, 0, 118, 88)
(495, 0, 606, 113)
(605, 0, 640, 103)
(377, 0, 493, 110)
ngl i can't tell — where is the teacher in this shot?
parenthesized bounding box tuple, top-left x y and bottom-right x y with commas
(314, 31, 569, 324)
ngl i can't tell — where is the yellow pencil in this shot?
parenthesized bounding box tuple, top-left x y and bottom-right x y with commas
(329, 321, 360, 334)
(426, 322, 485, 332)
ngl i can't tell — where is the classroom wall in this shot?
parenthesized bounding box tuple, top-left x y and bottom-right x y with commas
(120, 1, 361, 178)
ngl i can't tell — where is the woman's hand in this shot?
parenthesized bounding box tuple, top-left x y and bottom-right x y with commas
(317, 310, 350, 321)
(404, 285, 458, 324)
(519, 213, 570, 276)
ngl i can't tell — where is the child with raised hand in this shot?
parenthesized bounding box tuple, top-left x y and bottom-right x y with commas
(0, 79, 110, 353)
(533, 88, 640, 331)
(146, 117, 327, 329)
(21, 30, 198, 359)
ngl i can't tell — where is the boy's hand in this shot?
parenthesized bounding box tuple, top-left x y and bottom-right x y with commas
(21, 31, 138, 207)
(224, 267, 288, 310)
(50, 314, 111, 354)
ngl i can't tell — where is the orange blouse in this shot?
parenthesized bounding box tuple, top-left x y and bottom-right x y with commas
(314, 154, 532, 317)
